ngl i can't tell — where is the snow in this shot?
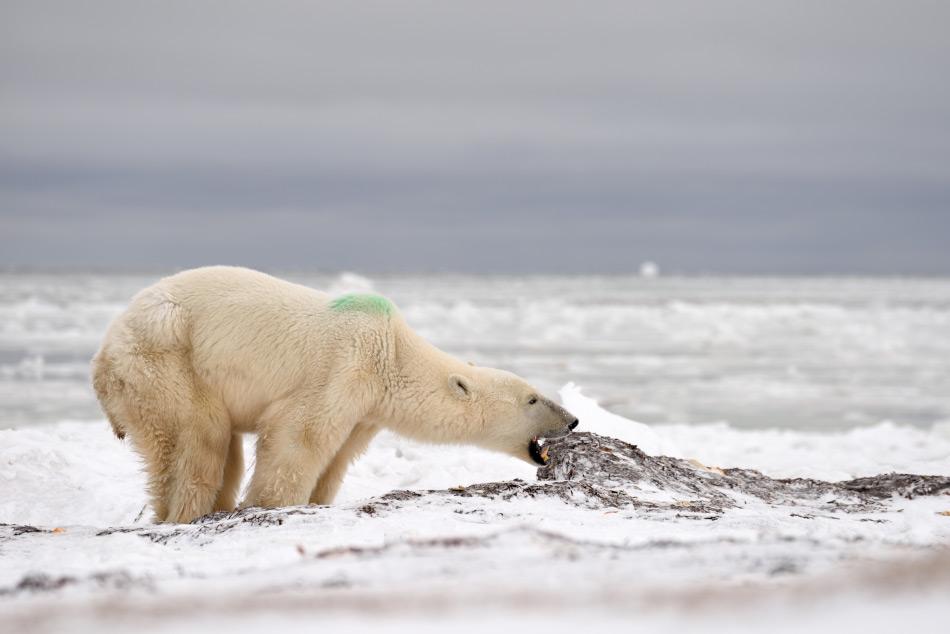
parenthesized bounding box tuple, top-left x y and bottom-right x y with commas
(560, 382, 682, 456)
(1, 386, 949, 631)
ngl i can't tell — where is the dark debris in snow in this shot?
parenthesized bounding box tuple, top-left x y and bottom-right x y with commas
(539, 432, 950, 513)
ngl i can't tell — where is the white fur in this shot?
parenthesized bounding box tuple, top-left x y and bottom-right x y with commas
(92, 266, 575, 523)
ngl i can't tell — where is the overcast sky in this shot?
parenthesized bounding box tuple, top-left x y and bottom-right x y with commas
(2, 1, 949, 274)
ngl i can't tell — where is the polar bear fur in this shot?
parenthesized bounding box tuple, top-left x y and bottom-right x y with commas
(92, 266, 577, 523)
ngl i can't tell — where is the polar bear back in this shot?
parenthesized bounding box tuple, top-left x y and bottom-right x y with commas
(105, 266, 394, 431)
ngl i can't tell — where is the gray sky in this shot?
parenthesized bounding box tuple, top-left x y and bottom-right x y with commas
(2, 1, 949, 274)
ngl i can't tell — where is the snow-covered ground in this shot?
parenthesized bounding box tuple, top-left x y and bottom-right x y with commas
(2, 386, 949, 632)
(1, 273, 949, 631)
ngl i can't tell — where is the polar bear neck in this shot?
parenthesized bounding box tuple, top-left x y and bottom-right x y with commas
(378, 323, 486, 446)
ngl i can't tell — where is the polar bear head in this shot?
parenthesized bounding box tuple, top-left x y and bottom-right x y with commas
(445, 367, 579, 465)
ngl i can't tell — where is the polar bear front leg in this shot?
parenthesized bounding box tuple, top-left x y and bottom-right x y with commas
(243, 400, 357, 509)
(310, 423, 380, 505)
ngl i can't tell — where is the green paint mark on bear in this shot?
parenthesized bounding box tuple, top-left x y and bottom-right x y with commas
(330, 293, 394, 315)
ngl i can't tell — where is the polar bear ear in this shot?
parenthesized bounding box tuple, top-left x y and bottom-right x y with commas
(448, 374, 472, 400)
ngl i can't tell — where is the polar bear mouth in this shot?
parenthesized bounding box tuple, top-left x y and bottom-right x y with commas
(529, 437, 551, 465)
(529, 431, 571, 465)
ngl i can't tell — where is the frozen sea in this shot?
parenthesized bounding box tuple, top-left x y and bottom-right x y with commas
(2, 272, 949, 431)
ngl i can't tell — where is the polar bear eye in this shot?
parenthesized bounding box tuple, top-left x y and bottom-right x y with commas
(528, 396, 538, 405)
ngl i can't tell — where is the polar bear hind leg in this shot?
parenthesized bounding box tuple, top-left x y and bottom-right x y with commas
(115, 351, 231, 523)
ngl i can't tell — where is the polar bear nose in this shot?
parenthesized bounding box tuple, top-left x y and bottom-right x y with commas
(569, 418, 579, 430)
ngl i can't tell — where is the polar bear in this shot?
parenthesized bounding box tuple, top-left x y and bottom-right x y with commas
(92, 266, 578, 523)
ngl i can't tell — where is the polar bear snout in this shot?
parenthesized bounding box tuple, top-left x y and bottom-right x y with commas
(542, 399, 579, 437)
